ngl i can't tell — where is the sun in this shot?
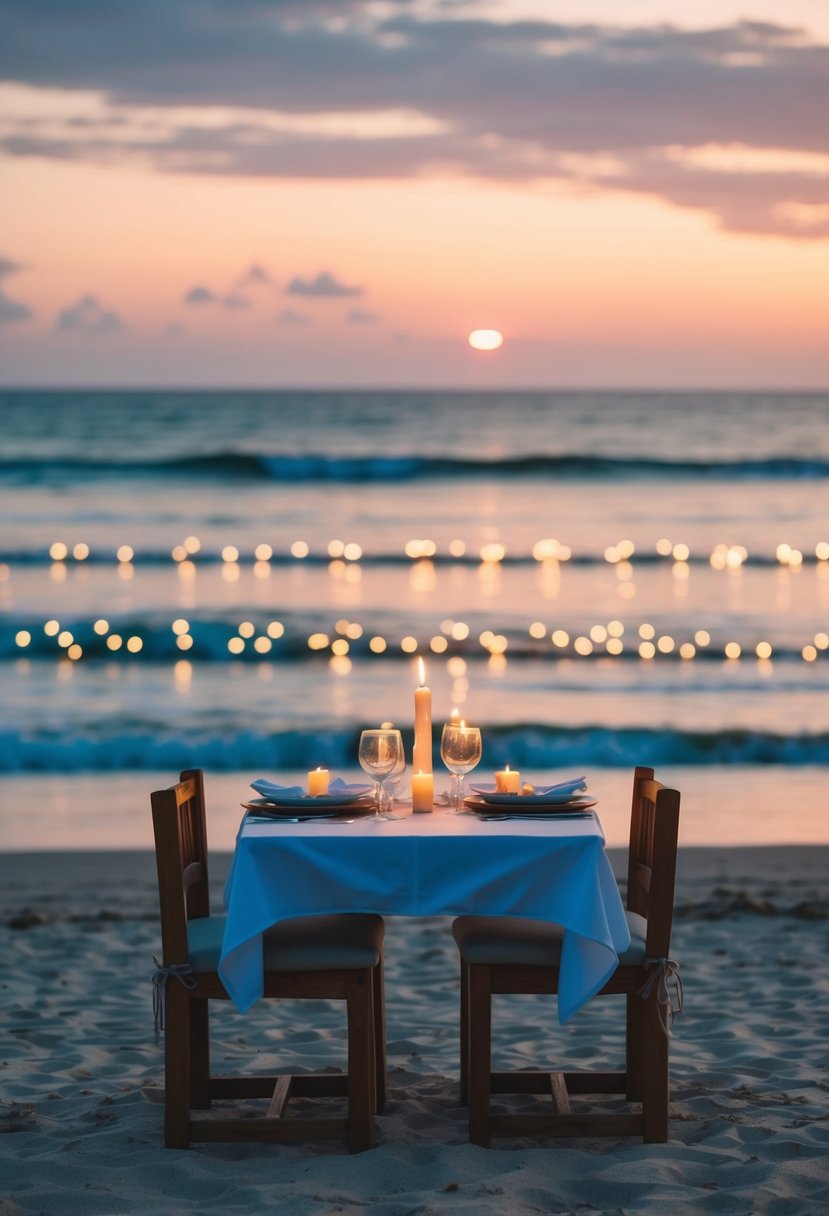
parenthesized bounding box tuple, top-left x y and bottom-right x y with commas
(468, 329, 504, 351)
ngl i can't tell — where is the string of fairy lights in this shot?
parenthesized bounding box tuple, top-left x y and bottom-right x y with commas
(3, 533, 828, 667)
(27, 534, 829, 567)
(9, 616, 829, 667)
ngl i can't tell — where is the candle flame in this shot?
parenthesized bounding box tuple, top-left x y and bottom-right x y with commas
(505, 764, 511, 772)
(450, 706, 460, 721)
(418, 656, 426, 686)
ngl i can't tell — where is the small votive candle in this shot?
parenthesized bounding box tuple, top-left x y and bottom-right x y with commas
(411, 770, 434, 813)
(495, 766, 521, 793)
(307, 767, 330, 796)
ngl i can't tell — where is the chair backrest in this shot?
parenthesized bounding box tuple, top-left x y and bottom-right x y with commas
(626, 766, 681, 959)
(150, 768, 210, 965)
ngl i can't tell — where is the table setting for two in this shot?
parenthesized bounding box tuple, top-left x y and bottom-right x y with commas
(241, 773, 597, 823)
(238, 658, 598, 826)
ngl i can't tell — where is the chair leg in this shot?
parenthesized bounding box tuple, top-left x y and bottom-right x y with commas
(346, 970, 375, 1153)
(641, 995, 669, 1143)
(625, 994, 643, 1101)
(164, 984, 191, 1148)
(467, 964, 492, 1148)
(459, 960, 469, 1106)
(189, 997, 211, 1109)
(372, 958, 387, 1114)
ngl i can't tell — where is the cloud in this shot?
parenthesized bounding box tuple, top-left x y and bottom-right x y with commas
(277, 308, 311, 325)
(0, 256, 24, 278)
(236, 263, 272, 287)
(287, 271, 363, 298)
(56, 293, 123, 334)
(346, 306, 380, 324)
(184, 285, 217, 304)
(1, 7, 829, 236)
(0, 290, 30, 323)
(0, 255, 33, 323)
(162, 321, 186, 338)
(184, 269, 268, 309)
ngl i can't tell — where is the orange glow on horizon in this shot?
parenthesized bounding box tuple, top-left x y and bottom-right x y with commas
(2, 149, 829, 384)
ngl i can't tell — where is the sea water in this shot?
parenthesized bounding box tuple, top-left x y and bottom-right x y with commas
(1, 389, 827, 849)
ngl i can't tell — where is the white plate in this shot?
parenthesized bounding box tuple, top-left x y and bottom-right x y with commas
(466, 791, 598, 810)
(242, 797, 374, 818)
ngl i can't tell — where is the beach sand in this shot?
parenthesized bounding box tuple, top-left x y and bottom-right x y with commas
(1, 846, 828, 1215)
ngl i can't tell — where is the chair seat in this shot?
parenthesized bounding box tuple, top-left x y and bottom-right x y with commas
(188, 913, 385, 973)
(452, 910, 647, 968)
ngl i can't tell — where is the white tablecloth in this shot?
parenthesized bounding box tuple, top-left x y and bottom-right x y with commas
(219, 810, 630, 1023)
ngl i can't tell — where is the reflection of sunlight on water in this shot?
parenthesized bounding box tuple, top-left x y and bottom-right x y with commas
(451, 676, 469, 705)
(409, 558, 436, 595)
(538, 557, 560, 599)
(477, 561, 501, 598)
(174, 658, 192, 694)
(775, 567, 792, 611)
(3, 767, 826, 851)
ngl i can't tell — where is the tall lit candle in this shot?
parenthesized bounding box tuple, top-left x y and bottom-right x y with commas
(413, 656, 432, 774)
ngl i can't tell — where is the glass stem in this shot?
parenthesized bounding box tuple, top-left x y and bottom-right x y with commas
(454, 773, 463, 811)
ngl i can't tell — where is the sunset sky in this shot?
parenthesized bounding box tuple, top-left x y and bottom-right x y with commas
(1, 0, 828, 387)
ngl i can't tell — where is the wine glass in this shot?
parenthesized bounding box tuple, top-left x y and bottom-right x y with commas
(386, 746, 407, 814)
(440, 722, 482, 813)
(358, 729, 405, 821)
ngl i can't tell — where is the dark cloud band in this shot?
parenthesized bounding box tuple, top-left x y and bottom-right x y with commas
(2, 5, 828, 237)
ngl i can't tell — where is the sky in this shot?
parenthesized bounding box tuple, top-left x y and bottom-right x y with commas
(1, 0, 828, 388)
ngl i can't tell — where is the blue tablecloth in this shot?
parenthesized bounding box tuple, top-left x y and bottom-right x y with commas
(220, 809, 630, 1023)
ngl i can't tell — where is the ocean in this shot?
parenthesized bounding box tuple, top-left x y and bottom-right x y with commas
(1, 388, 827, 851)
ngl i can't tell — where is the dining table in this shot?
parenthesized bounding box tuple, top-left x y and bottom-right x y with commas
(219, 804, 630, 1024)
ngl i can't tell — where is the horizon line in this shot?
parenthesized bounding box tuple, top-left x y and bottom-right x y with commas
(1, 384, 827, 395)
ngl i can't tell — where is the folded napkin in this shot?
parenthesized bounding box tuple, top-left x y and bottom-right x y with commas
(532, 776, 587, 796)
(251, 778, 303, 798)
(250, 776, 369, 799)
(469, 775, 587, 796)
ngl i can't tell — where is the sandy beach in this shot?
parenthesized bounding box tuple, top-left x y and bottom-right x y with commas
(2, 845, 828, 1215)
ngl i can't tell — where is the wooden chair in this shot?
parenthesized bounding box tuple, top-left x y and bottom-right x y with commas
(453, 766, 681, 1145)
(150, 769, 387, 1153)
